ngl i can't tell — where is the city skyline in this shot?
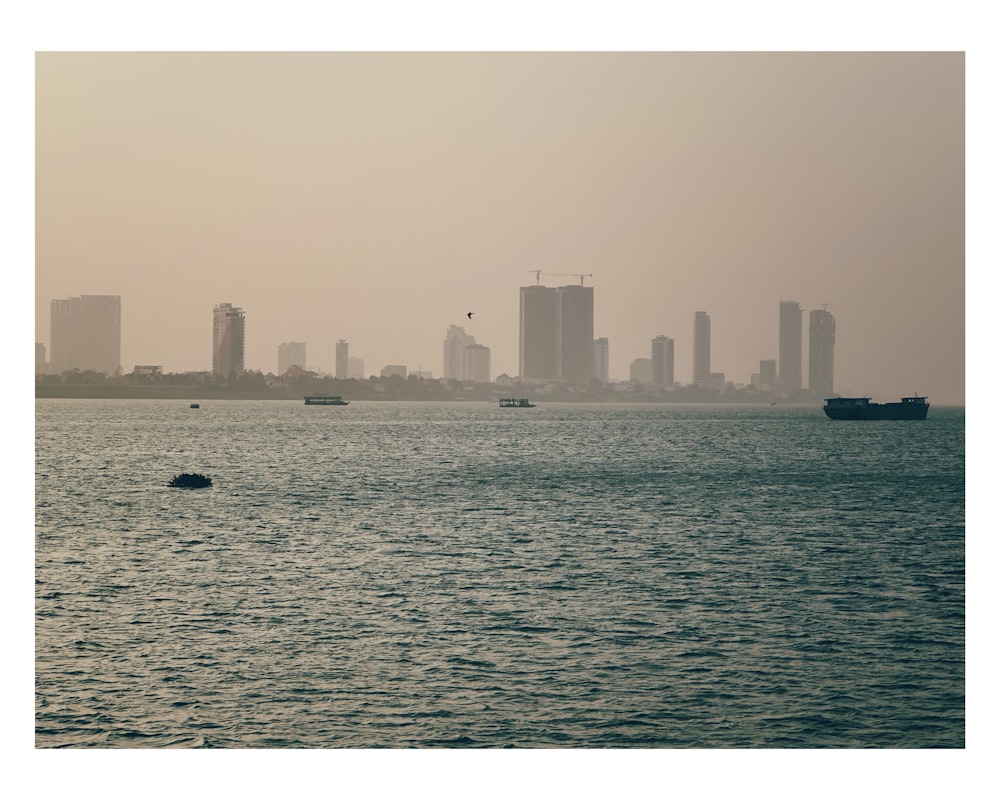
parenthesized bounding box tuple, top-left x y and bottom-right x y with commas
(39, 289, 847, 394)
(34, 52, 965, 403)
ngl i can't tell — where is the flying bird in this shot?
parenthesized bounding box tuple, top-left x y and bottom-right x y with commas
(467, 312, 474, 319)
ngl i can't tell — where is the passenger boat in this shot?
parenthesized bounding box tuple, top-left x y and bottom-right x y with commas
(823, 395, 929, 420)
(304, 394, 350, 406)
(499, 398, 535, 408)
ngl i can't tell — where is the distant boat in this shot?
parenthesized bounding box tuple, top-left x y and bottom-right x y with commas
(304, 394, 349, 406)
(499, 398, 536, 408)
(190, 403, 200, 409)
(823, 396, 929, 420)
(168, 473, 212, 488)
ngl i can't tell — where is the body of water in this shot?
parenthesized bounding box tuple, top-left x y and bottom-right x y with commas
(35, 400, 965, 747)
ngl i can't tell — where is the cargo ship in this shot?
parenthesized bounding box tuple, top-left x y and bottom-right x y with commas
(823, 395, 929, 420)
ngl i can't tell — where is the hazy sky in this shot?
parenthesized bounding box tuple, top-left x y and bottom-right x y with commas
(35, 51, 964, 402)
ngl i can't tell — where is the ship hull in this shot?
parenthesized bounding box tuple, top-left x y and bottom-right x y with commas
(824, 404, 928, 421)
(823, 397, 929, 420)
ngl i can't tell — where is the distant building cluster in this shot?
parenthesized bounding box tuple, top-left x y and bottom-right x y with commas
(443, 325, 491, 383)
(38, 286, 837, 395)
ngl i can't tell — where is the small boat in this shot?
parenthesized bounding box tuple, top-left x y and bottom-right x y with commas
(304, 395, 350, 406)
(190, 403, 200, 409)
(168, 473, 212, 488)
(499, 398, 536, 408)
(823, 395, 929, 420)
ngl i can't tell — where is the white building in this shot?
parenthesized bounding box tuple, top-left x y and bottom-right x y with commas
(462, 343, 491, 383)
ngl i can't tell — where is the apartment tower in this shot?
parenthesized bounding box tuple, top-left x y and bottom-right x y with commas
(335, 340, 349, 379)
(50, 294, 121, 375)
(519, 285, 558, 379)
(652, 335, 675, 386)
(759, 359, 777, 389)
(519, 282, 595, 384)
(808, 307, 836, 395)
(593, 338, 610, 384)
(778, 300, 802, 391)
(692, 312, 711, 386)
(462, 343, 492, 384)
(556, 284, 595, 383)
(443, 325, 476, 380)
(212, 303, 245, 377)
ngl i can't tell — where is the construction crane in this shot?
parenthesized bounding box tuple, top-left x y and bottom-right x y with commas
(524, 271, 593, 286)
(547, 272, 593, 286)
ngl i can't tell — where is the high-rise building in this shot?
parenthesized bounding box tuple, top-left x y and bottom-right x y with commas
(556, 285, 595, 383)
(347, 356, 364, 379)
(778, 300, 802, 391)
(278, 342, 306, 376)
(593, 338, 609, 384)
(630, 357, 652, 384)
(759, 359, 777, 389)
(212, 303, 245, 377)
(50, 295, 121, 375)
(692, 311, 711, 386)
(36, 342, 47, 375)
(519, 285, 558, 379)
(443, 325, 492, 382)
(443, 325, 476, 380)
(809, 307, 836, 395)
(651, 335, 674, 385)
(463, 343, 491, 383)
(335, 340, 349, 379)
(519, 282, 594, 383)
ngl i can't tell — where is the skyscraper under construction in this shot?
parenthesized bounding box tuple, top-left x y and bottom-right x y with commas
(519, 281, 594, 383)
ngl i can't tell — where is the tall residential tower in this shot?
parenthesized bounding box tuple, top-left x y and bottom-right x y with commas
(518, 282, 594, 384)
(556, 284, 595, 383)
(809, 307, 836, 395)
(779, 300, 802, 391)
(692, 312, 711, 386)
(519, 285, 558, 379)
(593, 337, 610, 384)
(50, 295, 121, 375)
(212, 303, 245, 377)
(443, 325, 476, 380)
(651, 335, 675, 386)
(335, 340, 349, 379)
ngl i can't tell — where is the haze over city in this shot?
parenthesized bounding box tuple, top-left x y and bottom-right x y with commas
(35, 51, 964, 403)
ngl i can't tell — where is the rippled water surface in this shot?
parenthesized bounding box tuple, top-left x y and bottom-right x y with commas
(35, 400, 965, 747)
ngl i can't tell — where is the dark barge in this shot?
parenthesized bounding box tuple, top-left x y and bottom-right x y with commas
(823, 396, 929, 420)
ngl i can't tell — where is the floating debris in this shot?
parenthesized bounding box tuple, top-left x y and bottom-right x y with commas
(168, 473, 212, 489)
